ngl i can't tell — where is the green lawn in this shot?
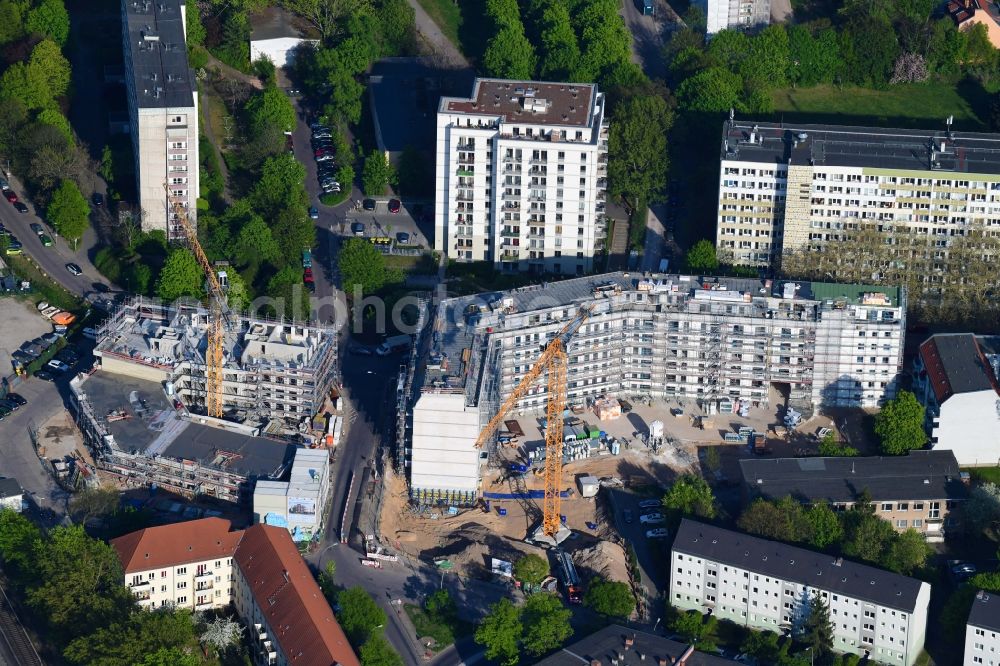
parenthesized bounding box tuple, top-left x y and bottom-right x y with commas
(771, 82, 988, 130)
(414, 0, 463, 50)
(967, 467, 1000, 484)
(413, 0, 492, 61)
(403, 604, 473, 651)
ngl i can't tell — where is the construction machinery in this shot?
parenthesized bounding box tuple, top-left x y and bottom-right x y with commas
(473, 306, 591, 542)
(166, 187, 228, 418)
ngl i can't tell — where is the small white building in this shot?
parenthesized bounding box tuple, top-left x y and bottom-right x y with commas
(409, 391, 483, 505)
(249, 7, 319, 69)
(965, 590, 1000, 665)
(252, 447, 330, 542)
(914, 333, 1000, 467)
(0, 478, 24, 513)
(695, 0, 770, 35)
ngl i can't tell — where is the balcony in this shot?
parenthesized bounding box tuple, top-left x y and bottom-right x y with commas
(502, 155, 522, 163)
(501, 192, 522, 201)
(502, 202, 521, 211)
(456, 193, 474, 202)
(456, 167, 474, 177)
(195, 600, 214, 611)
(457, 155, 475, 165)
(194, 569, 213, 580)
(500, 251, 521, 261)
(500, 228, 520, 237)
(528, 194, 546, 202)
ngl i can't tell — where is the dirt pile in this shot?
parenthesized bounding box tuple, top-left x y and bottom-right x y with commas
(568, 540, 629, 584)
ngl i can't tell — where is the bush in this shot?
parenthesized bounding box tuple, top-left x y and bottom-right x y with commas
(188, 45, 208, 70)
(320, 189, 350, 206)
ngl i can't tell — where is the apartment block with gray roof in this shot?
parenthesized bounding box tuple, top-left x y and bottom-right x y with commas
(121, 0, 199, 240)
(716, 117, 1000, 268)
(965, 590, 1000, 665)
(670, 519, 930, 666)
(740, 450, 967, 542)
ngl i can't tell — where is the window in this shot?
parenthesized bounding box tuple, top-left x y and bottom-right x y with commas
(913, 502, 924, 510)
(881, 503, 893, 511)
(176, 596, 187, 604)
(176, 567, 187, 575)
(896, 520, 907, 528)
(898, 503, 909, 511)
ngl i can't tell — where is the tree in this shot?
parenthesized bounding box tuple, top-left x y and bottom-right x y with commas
(339, 237, 392, 295)
(336, 586, 386, 646)
(841, 510, 895, 564)
(245, 85, 296, 136)
(513, 554, 549, 585)
(0, 1, 25, 46)
(966, 482, 1000, 533)
(538, 3, 580, 79)
(671, 610, 712, 643)
(424, 589, 456, 623)
(360, 633, 403, 666)
(839, 16, 899, 88)
(684, 239, 719, 273)
(69, 486, 120, 524)
(742, 630, 782, 664)
(374, 0, 415, 56)
(874, 390, 927, 455)
(0, 509, 42, 579)
(483, 25, 538, 79)
(676, 67, 741, 112)
(139, 649, 201, 666)
(583, 578, 635, 618)
(741, 25, 789, 87)
(805, 503, 844, 550)
(157, 249, 203, 301)
(818, 432, 859, 457)
(521, 593, 572, 656)
(234, 214, 281, 266)
(787, 26, 840, 87)
(47, 179, 90, 247)
(738, 497, 811, 544)
(663, 474, 716, 518)
(801, 595, 833, 660)
(224, 270, 250, 312)
(65, 607, 200, 666)
(283, 0, 373, 41)
(608, 94, 672, 209)
(184, 0, 206, 46)
(252, 153, 308, 216)
(25, 0, 70, 46)
(361, 149, 397, 196)
(30, 39, 72, 100)
(474, 598, 522, 666)
(882, 529, 930, 574)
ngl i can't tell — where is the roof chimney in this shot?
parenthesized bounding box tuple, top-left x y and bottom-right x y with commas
(678, 646, 696, 665)
(625, 635, 635, 649)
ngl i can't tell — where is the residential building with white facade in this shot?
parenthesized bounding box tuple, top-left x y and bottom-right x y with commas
(114, 519, 359, 666)
(914, 333, 1000, 467)
(694, 0, 771, 35)
(252, 447, 331, 542)
(0, 478, 24, 513)
(435, 78, 609, 276)
(670, 519, 931, 666)
(121, 0, 199, 241)
(407, 272, 905, 505)
(716, 118, 1000, 270)
(965, 590, 1000, 665)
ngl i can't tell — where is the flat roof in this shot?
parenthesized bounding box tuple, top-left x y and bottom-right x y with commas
(123, 0, 194, 109)
(969, 590, 1000, 632)
(740, 450, 966, 504)
(0, 478, 22, 500)
(249, 6, 319, 41)
(441, 78, 598, 128)
(721, 119, 1000, 174)
(674, 520, 925, 612)
(536, 624, 737, 666)
(78, 371, 293, 479)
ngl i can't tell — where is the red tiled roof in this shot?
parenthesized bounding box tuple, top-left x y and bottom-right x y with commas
(111, 517, 244, 574)
(919, 334, 1000, 404)
(235, 525, 359, 666)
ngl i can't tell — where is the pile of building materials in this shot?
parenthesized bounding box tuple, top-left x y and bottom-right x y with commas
(592, 397, 622, 421)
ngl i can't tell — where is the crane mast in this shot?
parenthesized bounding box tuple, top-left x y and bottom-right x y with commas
(474, 306, 590, 537)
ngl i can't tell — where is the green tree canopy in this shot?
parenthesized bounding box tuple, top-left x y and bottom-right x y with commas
(0, 1, 26, 45)
(359, 633, 403, 666)
(339, 237, 393, 295)
(513, 553, 549, 585)
(583, 578, 635, 618)
(684, 239, 719, 273)
(156, 248, 203, 301)
(47, 179, 90, 246)
(805, 503, 844, 550)
(608, 94, 672, 209)
(521, 593, 573, 656)
(738, 496, 812, 543)
(801, 595, 834, 659)
(474, 598, 522, 666)
(361, 149, 397, 196)
(234, 214, 281, 266)
(37, 108, 73, 144)
(246, 85, 297, 136)
(882, 528, 931, 574)
(662, 474, 717, 518)
(64, 607, 199, 666)
(26, 0, 70, 46)
(336, 586, 386, 646)
(483, 26, 538, 80)
(252, 153, 308, 217)
(30, 38, 71, 98)
(787, 25, 840, 86)
(184, 0, 206, 46)
(0, 509, 41, 579)
(874, 390, 927, 455)
(966, 482, 1000, 533)
(538, 3, 580, 79)
(676, 67, 741, 112)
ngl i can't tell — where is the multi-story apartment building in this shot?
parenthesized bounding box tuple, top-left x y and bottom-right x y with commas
(121, 0, 199, 241)
(111, 517, 243, 611)
(435, 78, 609, 276)
(913, 333, 1000, 467)
(740, 450, 967, 542)
(694, 0, 770, 35)
(671, 519, 931, 666)
(114, 519, 359, 666)
(716, 118, 1000, 269)
(408, 272, 905, 504)
(253, 448, 332, 542)
(965, 590, 1000, 665)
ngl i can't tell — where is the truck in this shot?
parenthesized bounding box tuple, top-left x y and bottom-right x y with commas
(555, 550, 582, 604)
(376, 334, 412, 356)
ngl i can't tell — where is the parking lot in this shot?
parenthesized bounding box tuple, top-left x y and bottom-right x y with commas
(341, 198, 433, 250)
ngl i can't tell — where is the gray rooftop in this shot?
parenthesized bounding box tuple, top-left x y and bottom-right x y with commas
(919, 333, 997, 403)
(968, 590, 1000, 633)
(740, 450, 967, 504)
(441, 78, 599, 128)
(721, 119, 1000, 174)
(123, 0, 194, 109)
(0, 478, 23, 500)
(535, 624, 737, 666)
(674, 520, 925, 612)
(249, 6, 319, 41)
(78, 371, 292, 479)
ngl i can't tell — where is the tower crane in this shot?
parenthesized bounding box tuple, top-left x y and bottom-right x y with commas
(474, 306, 591, 539)
(165, 186, 227, 418)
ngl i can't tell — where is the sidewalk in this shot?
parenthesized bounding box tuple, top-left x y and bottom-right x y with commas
(405, 0, 470, 68)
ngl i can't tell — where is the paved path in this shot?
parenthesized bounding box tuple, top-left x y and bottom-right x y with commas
(204, 52, 263, 90)
(619, 0, 669, 80)
(405, 0, 471, 68)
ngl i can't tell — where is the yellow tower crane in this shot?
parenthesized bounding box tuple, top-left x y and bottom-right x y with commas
(166, 188, 227, 418)
(474, 306, 591, 538)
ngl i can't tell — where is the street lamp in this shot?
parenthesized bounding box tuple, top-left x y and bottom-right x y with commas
(804, 647, 814, 666)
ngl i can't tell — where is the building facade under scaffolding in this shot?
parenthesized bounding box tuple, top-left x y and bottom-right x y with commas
(94, 297, 337, 431)
(407, 272, 906, 504)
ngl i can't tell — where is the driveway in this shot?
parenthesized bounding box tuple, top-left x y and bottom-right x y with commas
(619, 0, 670, 80)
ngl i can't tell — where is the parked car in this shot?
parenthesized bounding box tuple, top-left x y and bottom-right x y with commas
(350, 344, 373, 356)
(351, 222, 365, 236)
(395, 232, 410, 244)
(0, 407, 9, 419)
(322, 182, 341, 193)
(622, 509, 633, 524)
(0, 399, 19, 411)
(950, 560, 977, 582)
(814, 427, 833, 440)
(6, 238, 22, 254)
(0, 178, 9, 190)
(40, 234, 53, 247)
(646, 528, 670, 539)
(362, 198, 376, 211)
(66, 263, 82, 275)
(315, 153, 335, 163)
(314, 147, 334, 157)
(47, 359, 70, 373)
(640, 513, 665, 525)
(5, 393, 26, 406)
(388, 198, 401, 214)
(638, 499, 662, 509)
(34, 370, 55, 382)
(309, 206, 319, 220)
(3, 190, 17, 203)
(92, 192, 104, 206)
(30, 223, 43, 235)
(12, 202, 28, 214)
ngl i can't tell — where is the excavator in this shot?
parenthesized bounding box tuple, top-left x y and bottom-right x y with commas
(473, 306, 591, 545)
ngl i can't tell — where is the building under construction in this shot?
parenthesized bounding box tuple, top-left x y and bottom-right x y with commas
(407, 271, 906, 504)
(94, 297, 338, 431)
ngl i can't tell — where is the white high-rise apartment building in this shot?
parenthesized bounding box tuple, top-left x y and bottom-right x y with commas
(716, 118, 1000, 268)
(965, 590, 1000, 665)
(671, 520, 931, 666)
(694, 0, 771, 35)
(435, 78, 609, 276)
(122, 0, 199, 241)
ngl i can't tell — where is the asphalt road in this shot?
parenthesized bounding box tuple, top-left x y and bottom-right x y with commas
(619, 0, 669, 80)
